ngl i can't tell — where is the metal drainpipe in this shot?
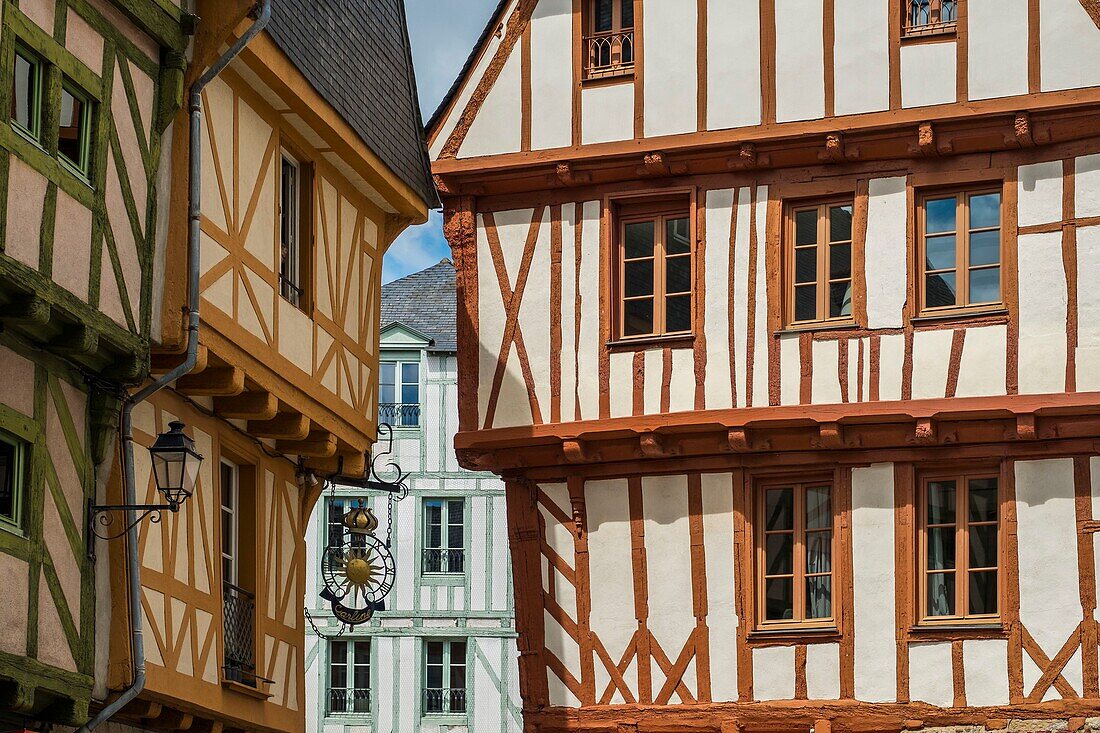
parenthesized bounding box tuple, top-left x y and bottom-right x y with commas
(78, 2, 271, 730)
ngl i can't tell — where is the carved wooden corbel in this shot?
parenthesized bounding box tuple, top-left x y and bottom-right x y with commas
(820, 133, 857, 163)
(432, 174, 454, 196)
(812, 422, 847, 449)
(1007, 414, 1038, 441)
(455, 448, 493, 471)
(728, 427, 768, 452)
(911, 122, 951, 157)
(638, 431, 679, 458)
(1013, 112, 1035, 148)
(727, 143, 762, 170)
(910, 417, 938, 445)
(569, 495, 586, 539)
(636, 151, 687, 177)
(554, 162, 591, 187)
(562, 438, 596, 463)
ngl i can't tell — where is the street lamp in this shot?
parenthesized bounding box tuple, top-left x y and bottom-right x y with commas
(88, 421, 204, 548)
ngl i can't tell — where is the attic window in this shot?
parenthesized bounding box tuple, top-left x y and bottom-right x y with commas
(584, 0, 635, 80)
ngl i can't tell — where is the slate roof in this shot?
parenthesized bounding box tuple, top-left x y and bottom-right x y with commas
(267, 0, 439, 208)
(380, 259, 457, 351)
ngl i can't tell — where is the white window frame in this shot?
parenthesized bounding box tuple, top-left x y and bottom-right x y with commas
(422, 498, 465, 576)
(220, 459, 239, 587)
(280, 150, 302, 307)
(422, 639, 467, 716)
(327, 639, 371, 715)
(379, 359, 421, 427)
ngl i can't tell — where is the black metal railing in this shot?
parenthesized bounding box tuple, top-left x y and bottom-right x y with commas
(424, 687, 467, 714)
(223, 582, 257, 686)
(585, 30, 634, 78)
(378, 402, 421, 428)
(422, 548, 465, 575)
(328, 688, 371, 714)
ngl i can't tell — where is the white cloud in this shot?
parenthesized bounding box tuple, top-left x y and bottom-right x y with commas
(383, 211, 452, 283)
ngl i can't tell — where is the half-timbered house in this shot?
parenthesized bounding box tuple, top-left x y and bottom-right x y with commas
(430, 2, 1100, 732)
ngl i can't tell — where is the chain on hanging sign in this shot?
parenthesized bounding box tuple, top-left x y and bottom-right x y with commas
(308, 423, 409, 636)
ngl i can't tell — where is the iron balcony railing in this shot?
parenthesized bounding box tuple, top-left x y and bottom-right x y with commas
(424, 687, 467, 715)
(378, 402, 421, 428)
(223, 582, 257, 686)
(585, 29, 634, 79)
(422, 548, 465, 575)
(328, 688, 371, 714)
(903, 0, 957, 36)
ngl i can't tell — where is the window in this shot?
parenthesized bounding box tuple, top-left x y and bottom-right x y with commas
(617, 207, 693, 340)
(326, 498, 368, 550)
(58, 80, 92, 177)
(379, 360, 420, 427)
(220, 460, 239, 586)
(0, 432, 25, 531)
(280, 150, 311, 308)
(221, 459, 257, 686)
(328, 640, 371, 714)
(11, 48, 42, 141)
(786, 200, 854, 326)
(919, 472, 1000, 623)
(423, 499, 464, 575)
(584, 0, 635, 79)
(757, 481, 834, 628)
(423, 640, 466, 715)
(918, 188, 1002, 315)
(903, 0, 957, 37)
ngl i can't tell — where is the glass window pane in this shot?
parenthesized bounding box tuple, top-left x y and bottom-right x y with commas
(925, 272, 957, 308)
(665, 294, 691, 333)
(795, 247, 817, 284)
(448, 500, 464, 525)
(795, 284, 817, 321)
(969, 524, 998, 569)
(925, 197, 957, 234)
(928, 527, 957, 570)
(765, 577, 794, 621)
(927, 480, 957, 524)
(447, 522, 463, 549)
(0, 441, 15, 522)
(969, 478, 998, 522)
(806, 576, 832, 619)
(624, 259, 654, 297)
(402, 362, 419, 383)
(806, 531, 832, 573)
(621, 0, 634, 27)
(795, 209, 818, 246)
(970, 192, 1001, 229)
(401, 384, 419, 405)
(927, 572, 955, 616)
(665, 256, 691, 294)
(666, 218, 691, 255)
(332, 641, 348, 664)
(595, 0, 613, 31)
(427, 641, 444, 664)
(806, 486, 831, 529)
(58, 85, 87, 171)
(829, 205, 853, 242)
(925, 235, 956, 271)
(12, 53, 37, 134)
(969, 267, 1000, 305)
(969, 229, 1001, 267)
(830, 243, 851, 280)
(426, 665, 443, 688)
(765, 488, 794, 531)
(624, 221, 654, 259)
(829, 281, 853, 319)
(623, 298, 653, 337)
(969, 571, 998, 615)
(380, 363, 395, 386)
(765, 533, 793, 575)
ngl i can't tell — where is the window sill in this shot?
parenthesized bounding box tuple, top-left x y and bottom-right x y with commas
(910, 307, 1008, 327)
(775, 320, 859, 336)
(746, 626, 840, 645)
(222, 679, 273, 700)
(581, 70, 635, 88)
(420, 572, 466, 586)
(901, 22, 957, 43)
(606, 333, 696, 351)
(909, 622, 1006, 639)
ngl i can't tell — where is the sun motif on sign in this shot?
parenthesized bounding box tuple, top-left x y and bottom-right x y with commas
(319, 503, 396, 626)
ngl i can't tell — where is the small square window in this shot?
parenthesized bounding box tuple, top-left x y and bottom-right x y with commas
(58, 80, 93, 177)
(10, 48, 42, 141)
(0, 433, 25, 531)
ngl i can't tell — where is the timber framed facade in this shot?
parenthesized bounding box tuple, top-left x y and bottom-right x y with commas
(430, 1, 1100, 732)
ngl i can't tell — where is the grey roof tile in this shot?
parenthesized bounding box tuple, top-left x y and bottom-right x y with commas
(380, 259, 457, 351)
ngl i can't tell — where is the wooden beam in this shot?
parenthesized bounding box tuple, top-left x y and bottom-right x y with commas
(214, 391, 278, 421)
(277, 430, 337, 458)
(176, 365, 244, 396)
(50, 324, 99, 356)
(2, 294, 50, 326)
(249, 412, 310, 441)
(151, 344, 209, 375)
(304, 450, 367, 477)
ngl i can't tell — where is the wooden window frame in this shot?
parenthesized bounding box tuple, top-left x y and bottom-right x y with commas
(278, 145, 314, 312)
(902, 0, 959, 39)
(10, 44, 43, 143)
(917, 469, 1002, 626)
(783, 197, 857, 329)
(582, 0, 636, 81)
(754, 477, 837, 631)
(0, 430, 26, 534)
(613, 201, 694, 343)
(916, 185, 1004, 318)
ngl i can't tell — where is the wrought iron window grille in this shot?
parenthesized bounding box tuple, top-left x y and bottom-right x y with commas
(584, 29, 635, 79)
(423, 688, 467, 715)
(422, 548, 466, 575)
(328, 688, 371, 714)
(222, 581, 274, 687)
(378, 402, 421, 428)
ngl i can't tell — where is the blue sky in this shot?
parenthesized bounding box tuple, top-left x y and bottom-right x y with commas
(382, 0, 499, 284)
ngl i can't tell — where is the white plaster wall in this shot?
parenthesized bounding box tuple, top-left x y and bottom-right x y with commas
(955, 325, 1008, 398)
(643, 475, 697, 700)
(1077, 154, 1100, 219)
(968, 0, 1029, 100)
(752, 188, 771, 405)
(490, 208, 540, 428)
(669, 348, 695, 413)
(585, 479, 638, 703)
(520, 207, 553, 419)
(577, 201, 602, 420)
(1040, 0, 1100, 92)
(560, 203, 579, 418)
(1017, 232, 1068, 394)
(833, 0, 889, 115)
(644, 348, 662, 415)
(460, 49, 523, 158)
(707, 0, 762, 129)
(478, 216, 505, 427)
(779, 333, 801, 406)
(806, 643, 841, 700)
(644, 0, 697, 137)
(545, 603, 582, 705)
(732, 188, 753, 407)
(901, 41, 956, 108)
(701, 473, 739, 702)
(865, 177, 907, 329)
(774, 0, 825, 122)
(609, 351, 634, 418)
(909, 642, 953, 707)
(704, 189, 735, 409)
(965, 638, 1010, 707)
(530, 0, 573, 150)
(754, 645, 795, 700)
(1018, 161, 1064, 227)
(582, 84, 635, 144)
(1016, 459, 1083, 677)
(811, 339, 842, 404)
(851, 463, 896, 702)
(876, 334, 903, 402)
(911, 328, 953, 400)
(1076, 225, 1100, 391)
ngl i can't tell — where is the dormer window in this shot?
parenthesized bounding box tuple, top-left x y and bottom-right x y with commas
(584, 0, 635, 80)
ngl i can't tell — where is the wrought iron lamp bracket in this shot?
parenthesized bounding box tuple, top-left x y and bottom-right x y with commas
(87, 500, 181, 555)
